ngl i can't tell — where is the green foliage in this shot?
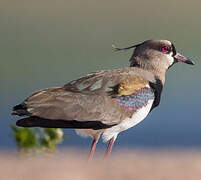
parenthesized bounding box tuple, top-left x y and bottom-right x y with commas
(10, 124, 65, 154)
(40, 128, 65, 151)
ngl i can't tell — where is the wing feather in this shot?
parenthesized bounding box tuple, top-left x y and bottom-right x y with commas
(13, 67, 157, 129)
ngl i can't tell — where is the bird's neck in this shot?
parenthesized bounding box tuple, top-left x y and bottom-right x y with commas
(153, 70, 166, 85)
(130, 61, 166, 85)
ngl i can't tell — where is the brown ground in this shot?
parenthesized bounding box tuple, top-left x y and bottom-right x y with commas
(1, 149, 201, 180)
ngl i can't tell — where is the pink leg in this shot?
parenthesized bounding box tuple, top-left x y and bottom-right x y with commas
(104, 137, 115, 158)
(88, 139, 97, 160)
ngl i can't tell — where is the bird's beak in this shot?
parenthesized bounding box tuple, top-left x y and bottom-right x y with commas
(174, 53, 195, 65)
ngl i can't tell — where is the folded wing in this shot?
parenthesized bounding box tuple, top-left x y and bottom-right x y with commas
(13, 67, 156, 129)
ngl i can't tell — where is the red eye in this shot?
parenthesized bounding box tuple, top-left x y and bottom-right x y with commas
(161, 46, 169, 53)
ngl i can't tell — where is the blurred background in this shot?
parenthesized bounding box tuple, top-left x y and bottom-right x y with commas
(1, 0, 201, 151)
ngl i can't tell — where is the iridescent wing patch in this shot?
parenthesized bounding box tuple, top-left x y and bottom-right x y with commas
(115, 87, 154, 111)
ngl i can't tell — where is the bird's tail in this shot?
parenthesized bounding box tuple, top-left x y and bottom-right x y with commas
(12, 103, 30, 116)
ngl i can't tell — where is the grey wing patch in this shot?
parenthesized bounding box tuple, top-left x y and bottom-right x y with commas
(64, 72, 104, 93)
(63, 70, 121, 95)
(114, 87, 154, 111)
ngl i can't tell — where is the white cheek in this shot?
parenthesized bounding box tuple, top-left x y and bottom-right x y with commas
(165, 52, 174, 66)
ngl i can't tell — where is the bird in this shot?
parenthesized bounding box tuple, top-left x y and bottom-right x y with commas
(12, 39, 195, 159)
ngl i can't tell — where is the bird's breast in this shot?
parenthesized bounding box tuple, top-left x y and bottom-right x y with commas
(102, 99, 154, 142)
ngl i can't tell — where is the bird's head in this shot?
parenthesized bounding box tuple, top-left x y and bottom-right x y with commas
(113, 39, 195, 74)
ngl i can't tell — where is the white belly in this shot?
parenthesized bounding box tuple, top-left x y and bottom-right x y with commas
(102, 99, 154, 142)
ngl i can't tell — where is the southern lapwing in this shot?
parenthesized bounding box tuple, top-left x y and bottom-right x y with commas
(12, 40, 195, 159)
